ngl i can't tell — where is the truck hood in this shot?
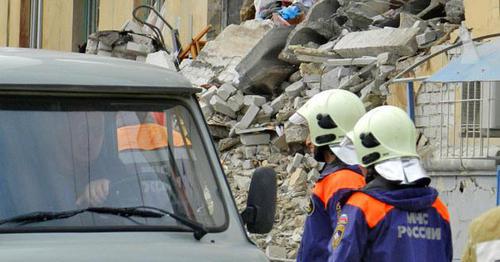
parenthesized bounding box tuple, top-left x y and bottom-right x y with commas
(0, 232, 268, 261)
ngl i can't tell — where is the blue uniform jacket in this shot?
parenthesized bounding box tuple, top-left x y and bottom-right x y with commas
(297, 164, 364, 262)
(329, 187, 453, 262)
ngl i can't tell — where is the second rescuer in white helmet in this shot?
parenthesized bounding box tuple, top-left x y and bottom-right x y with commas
(293, 89, 366, 262)
(329, 105, 453, 262)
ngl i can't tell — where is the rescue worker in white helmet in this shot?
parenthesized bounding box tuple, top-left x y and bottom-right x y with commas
(462, 206, 500, 262)
(291, 89, 366, 261)
(329, 105, 452, 262)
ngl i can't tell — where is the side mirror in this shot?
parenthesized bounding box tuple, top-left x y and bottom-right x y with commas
(241, 167, 277, 234)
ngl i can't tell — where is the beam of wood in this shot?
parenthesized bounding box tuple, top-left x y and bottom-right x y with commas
(19, 0, 30, 47)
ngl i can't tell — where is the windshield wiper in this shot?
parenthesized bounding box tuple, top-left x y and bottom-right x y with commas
(133, 206, 207, 240)
(0, 206, 207, 240)
(0, 207, 163, 226)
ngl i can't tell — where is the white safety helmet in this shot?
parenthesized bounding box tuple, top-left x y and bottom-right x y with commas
(352, 105, 428, 185)
(289, 90, 366, 164)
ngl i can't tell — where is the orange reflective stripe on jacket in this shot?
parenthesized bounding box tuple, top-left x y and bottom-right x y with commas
(117, 123, 191, 151)
(432, 198, 450, 222)
(346, 192, 394, 228)
(313, 169, 365, 208)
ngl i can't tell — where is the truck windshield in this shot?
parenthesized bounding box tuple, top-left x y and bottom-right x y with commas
(0, 96, 226, 231)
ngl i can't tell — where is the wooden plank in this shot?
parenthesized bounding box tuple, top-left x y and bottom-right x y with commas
(18, 0, 30, 47)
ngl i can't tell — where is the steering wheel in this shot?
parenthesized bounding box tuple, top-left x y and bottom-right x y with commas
(105, 174, 170, 208)
(104, 176, 146, 207)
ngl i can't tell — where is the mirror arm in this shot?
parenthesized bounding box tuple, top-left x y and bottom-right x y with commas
(241, 206, 257, 225)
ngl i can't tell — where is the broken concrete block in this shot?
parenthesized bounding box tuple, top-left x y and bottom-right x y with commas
(307, 169, 321, 183)
(180, 20, 273, 87)
(289, 168, 307, 191)
(235, 26, 295, 95)
(285, 81, 305, 98)
(240, 133, 271, 146)
(286, 153, 304, 174)
(208, 124, 229, 139)
(227, 91, 245, 112)
(378, 65, 396, 79)
(210, 95, 236, 118)
(256, 145, 271, 159)
(304, 155, 319, 169)
(306, 88, 321, 97)
(266, 246, 287, 260)
(333, 28, 420, 58)
(125, 41, 152, 56)
(254, 110, 272, 123)
(243, 95, 267, 107)
(272, 135, 289, 152)
(270, 94, 286, 113)
(321, 67, 341, 90)
(324, 57, 378, 66)
(131, 33, 154, 46)
(289, 71, 302, 83)
(412, 20, 428, 35)
(293, 97, 304, 109)
(242, 160, 254, 170)
(303, 74, 321, 84)
(218, 137, 240, 152)
(244, 146, 257, 159)
(261, 103, 275, 116)
(285, 124, 309, 144)
(97, 42, 112, 51)
(416, 31, 438, 47)
(86, 36, 99, 54)
(145, 50, 176, 70)
(200, 102, 214, 119)
(399, 12, 424, 29)
(199, 86, 218, 104)
(343, 0, 392, 30)
(217, 83, 237, 101)
(377, 52, 399, 65)
(236, 104, 260, 130)
(339, 74, 363, 89)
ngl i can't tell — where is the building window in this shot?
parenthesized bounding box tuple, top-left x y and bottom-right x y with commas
(461, 81, 481, 138)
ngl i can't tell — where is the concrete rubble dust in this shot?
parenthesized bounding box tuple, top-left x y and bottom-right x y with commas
(86, 0, 464, 260)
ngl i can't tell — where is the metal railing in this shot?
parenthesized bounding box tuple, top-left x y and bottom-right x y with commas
(437, 82, 492, 159)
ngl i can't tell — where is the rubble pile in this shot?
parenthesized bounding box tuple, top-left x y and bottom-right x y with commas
(183, 0, 463, 259)
(85, 0, 465, 259)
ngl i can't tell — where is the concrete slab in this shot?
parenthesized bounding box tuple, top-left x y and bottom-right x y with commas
(210, 95, 236, 118)
(235, 26, 295, 95)
(333, 27, 420, 57)
(240, 133, 271, 145)
(236, 104, 260, 130)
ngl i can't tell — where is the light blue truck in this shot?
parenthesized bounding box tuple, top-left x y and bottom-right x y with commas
(0, 48, 277, 261)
